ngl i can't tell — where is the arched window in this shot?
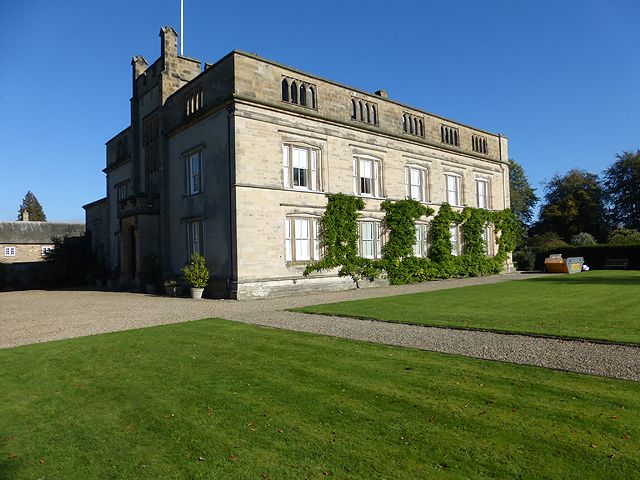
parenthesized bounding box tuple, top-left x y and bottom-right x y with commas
(403, 114, 408, 132)
(365, 103, 370, 123)
(282, 79, 289, 102)
(444, 127, 449, 143)
(372, 105, 377, 124)
(483, 139, 487, 153)
(299, 84, 306, 106)
(453, 130, 458, 146)
(351, 99, 356, 119)
(308, 86, 315, 108)
(418, 119, 424, 136)
(413, 118, 418, 135)
(358, 101, 364, 121)
(409, 116, 414, 134)
(290, 81, 298, 103)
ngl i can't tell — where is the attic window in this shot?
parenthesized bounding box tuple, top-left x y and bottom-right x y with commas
(281, 77, 317, 109)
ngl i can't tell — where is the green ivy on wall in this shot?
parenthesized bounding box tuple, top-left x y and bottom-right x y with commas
(304, 193, 380, 285)
(305, 194, 518, 286)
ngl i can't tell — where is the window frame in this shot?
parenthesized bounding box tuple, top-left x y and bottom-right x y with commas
(358, 220, 383, 259)
(187, 220, 204, 259)
(116, 181, 129, 203)
(483, 224, 494, 256)
(450, 224, 460, 256)
(475, 179, 490, 209)
(41, 245, 54, 256)
(281, 77, 317, 109)
(353, 156, 383, 198)
(282, 144, 322, 192)
(185, 151, 203, 196)
(441, 125, 460, 146)
(404, 165, 429, 203)
(4, 246, 16, 256)
(445, 173, 463, 207)
(285, 216, 321, 263)
(413, 223, 430, 257)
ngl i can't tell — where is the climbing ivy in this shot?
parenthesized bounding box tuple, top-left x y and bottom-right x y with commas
(304, 193, 380, 285)
(380, 199, 433, 285)
(429, 203, 463, 264)
(304, 193, 518, 286)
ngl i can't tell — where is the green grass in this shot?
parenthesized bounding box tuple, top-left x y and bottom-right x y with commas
(295, 270, 640, 344)
(1, 319, 639, 479)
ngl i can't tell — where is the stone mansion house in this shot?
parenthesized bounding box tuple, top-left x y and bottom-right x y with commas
(84, 27, 511, 299)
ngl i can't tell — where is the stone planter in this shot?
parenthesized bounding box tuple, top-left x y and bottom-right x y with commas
(190, 287, 204, 299)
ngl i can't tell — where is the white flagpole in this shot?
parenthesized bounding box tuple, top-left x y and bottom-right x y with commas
(180, 0, 184, 55)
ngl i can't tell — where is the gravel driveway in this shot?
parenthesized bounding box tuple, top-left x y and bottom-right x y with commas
(1, 273, 639, 381)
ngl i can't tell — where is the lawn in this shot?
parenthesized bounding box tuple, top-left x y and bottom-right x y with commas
(295, 270, 640, 344)
(1, 319, 639, 479)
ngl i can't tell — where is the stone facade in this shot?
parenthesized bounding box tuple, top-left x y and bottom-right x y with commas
(87, 26, 510, 298)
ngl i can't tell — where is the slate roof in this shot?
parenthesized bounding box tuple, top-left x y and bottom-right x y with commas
(0, 222, 85, 244)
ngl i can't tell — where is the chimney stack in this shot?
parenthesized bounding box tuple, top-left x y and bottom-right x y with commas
(375, 90, 388, 98)
(22, 209, 29, 222)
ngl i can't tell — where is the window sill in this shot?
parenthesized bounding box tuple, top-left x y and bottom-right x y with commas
(286, 260, 316, 266)
(356, 194, 385, 200)
(280, 100, 318, 111)
(183, 192, 203, 199)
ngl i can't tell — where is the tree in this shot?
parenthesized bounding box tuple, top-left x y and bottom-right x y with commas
(603, 150, 640, 230)
(17, 191, 47, 221)
(509, 159, 538, 226)
(608, 228, 640, 245)
(535, 169, 609, 241)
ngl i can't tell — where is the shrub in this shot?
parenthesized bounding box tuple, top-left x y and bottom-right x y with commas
(527, 232, 570, 251)
(182, 253, 209, 288)
(43, 235, 94, 287)
(570, 232, 597, 247)
(609, 228, 640, 245)
(513, 246, 536, 271)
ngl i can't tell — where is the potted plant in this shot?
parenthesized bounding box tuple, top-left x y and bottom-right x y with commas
(182, 253, 209, 299)
(163, 278, 178, 297)
(141, 254, 161, 294)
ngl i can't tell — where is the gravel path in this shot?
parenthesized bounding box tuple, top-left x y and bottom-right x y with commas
(1, 273, 639, 381)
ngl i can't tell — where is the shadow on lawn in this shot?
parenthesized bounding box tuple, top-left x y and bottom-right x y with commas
(525, 272, 640, 286)
(0, 459, 18, 480)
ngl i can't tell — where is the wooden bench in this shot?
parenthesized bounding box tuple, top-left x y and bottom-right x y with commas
(604, 258, 628, 270)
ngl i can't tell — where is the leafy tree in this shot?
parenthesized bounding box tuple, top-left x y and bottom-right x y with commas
(17, 191, 47, 221)
(570, 232, 597, 247)
(535, 169, 609, 241)
(509, 159, 538, 226)
(603, 150, 640, 230)
(608, 228, 640, 245)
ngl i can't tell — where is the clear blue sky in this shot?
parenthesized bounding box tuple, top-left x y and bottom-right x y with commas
(0, 0, 638, 222)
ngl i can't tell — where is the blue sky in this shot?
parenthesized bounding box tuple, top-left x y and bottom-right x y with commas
(0, 0, 638, 222)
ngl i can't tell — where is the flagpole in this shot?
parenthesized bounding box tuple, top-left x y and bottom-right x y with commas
(180, 0, 184, 55)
